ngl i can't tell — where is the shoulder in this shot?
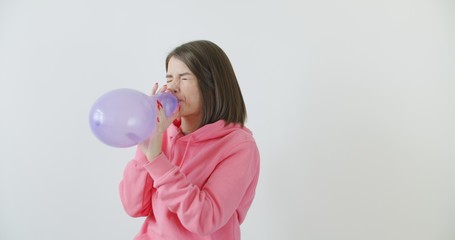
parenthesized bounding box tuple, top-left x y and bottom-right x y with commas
(219, 126, 258, 157)
(227, 126, 255, 144)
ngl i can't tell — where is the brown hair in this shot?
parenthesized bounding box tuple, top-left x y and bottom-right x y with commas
(166, 40, 247, 127)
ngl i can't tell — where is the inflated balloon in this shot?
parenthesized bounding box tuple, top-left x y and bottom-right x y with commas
(89, 88, 178, 148)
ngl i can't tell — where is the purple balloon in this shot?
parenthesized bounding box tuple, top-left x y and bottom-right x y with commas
(89, 89, 178, 148)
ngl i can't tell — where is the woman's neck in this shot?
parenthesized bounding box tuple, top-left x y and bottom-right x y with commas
(180, 116, 201, 135)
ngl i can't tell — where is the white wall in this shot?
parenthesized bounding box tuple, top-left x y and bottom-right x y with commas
(1, 0, 454, 239)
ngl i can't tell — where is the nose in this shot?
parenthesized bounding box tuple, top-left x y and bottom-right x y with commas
(167, 79, 179, 93)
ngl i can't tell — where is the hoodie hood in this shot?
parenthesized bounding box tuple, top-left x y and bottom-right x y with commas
(168, 120, 252, 144)
(165, 119, 254, 169)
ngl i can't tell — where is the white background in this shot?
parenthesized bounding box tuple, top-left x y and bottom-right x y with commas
(1, 0, 454, 239)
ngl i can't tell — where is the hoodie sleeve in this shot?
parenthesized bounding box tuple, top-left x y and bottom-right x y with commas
(119, 147, 154, 217)
(144, 140, 260, 235)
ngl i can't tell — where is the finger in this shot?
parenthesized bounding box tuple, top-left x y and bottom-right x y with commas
(158, 84, 168, 93)
(155, 100, 168, 132)
(156, 100, 166, 118)
(150, 82, 159, 96)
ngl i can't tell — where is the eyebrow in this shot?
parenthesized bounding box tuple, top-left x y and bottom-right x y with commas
(165, 72, 192, 78)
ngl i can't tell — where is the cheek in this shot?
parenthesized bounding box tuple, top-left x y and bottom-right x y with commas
(194, 89, 202, 105)
(187, 85, 201, 102)
(189, 90, 202, 110)
(187, 92, 201, 108)
(182, 81, 201, 106)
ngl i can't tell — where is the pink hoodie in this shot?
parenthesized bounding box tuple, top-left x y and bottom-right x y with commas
(119, 120, 260, 240)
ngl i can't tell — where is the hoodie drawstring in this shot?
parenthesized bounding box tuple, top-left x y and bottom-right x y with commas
(179, 135, 192, 168)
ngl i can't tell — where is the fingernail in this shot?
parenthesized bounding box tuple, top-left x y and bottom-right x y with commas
(157, 100, 163, 109)
(157, 117, 160, 123)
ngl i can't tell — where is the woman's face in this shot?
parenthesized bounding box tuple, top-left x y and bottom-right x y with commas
(166, 56, 202, 121)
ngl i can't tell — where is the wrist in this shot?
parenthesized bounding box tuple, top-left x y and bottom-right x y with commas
(146, 133, 163, 162)
(146, 151, 161, 162)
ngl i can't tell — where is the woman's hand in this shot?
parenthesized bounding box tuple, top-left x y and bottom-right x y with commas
(140, 83, 179, 162)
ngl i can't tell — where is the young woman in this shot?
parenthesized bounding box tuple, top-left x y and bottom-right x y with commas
(119, 40, 260, 240)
